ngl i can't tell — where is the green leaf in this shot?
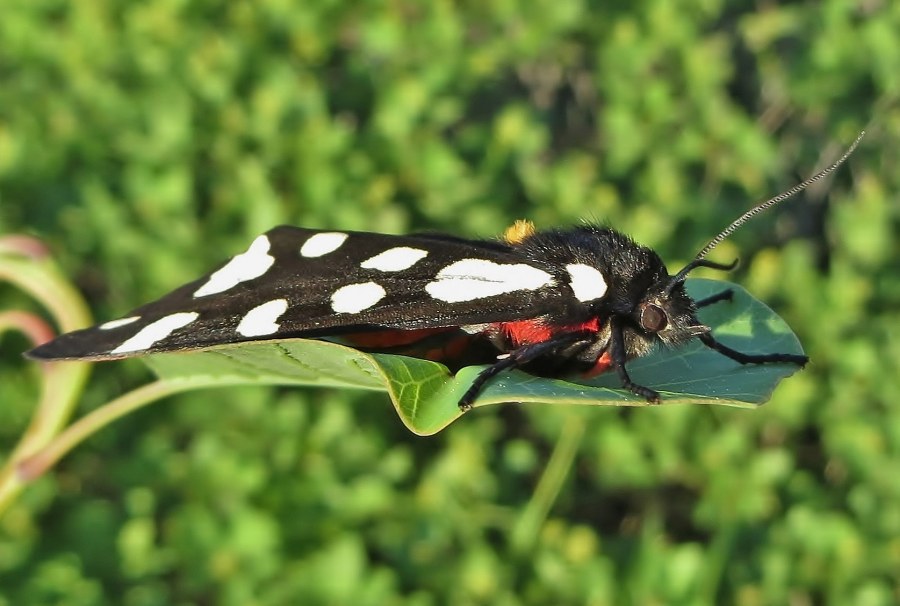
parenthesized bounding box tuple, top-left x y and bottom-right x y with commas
(142, 279, 806, 435)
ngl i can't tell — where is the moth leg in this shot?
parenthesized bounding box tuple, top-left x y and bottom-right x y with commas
(458, 330, 595, 411)
(609, 319, 661, 403)
(698, 333, 809, 366)
(695, 289, 734, 308)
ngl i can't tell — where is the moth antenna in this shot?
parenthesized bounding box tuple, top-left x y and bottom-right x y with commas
(665, 130, 864, 294)
(664, 258, 738, 295)
(694, 130, 865, 261)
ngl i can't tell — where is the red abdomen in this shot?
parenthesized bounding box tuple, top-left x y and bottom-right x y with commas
(495, 317, 602, 348)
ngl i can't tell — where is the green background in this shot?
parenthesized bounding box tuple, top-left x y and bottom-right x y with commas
(1, 1, 897, 604)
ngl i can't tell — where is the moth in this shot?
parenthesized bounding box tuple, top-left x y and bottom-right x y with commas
(27, 134, 862, 409)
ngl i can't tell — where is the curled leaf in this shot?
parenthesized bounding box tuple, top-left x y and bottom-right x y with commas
(142, 279, 806, 435)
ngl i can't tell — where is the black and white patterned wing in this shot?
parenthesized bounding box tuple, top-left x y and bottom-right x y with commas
(27, 226, 573, 360)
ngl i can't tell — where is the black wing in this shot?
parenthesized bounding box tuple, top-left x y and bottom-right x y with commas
(27, 226, 575, 360)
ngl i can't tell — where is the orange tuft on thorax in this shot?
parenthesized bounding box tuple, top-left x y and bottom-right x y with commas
(502, 219, 536, 244)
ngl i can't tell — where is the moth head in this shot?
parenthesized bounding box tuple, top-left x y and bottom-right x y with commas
(634, 279, 709, 347)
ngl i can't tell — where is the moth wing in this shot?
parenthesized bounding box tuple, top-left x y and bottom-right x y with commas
(27, 226, 567, 361)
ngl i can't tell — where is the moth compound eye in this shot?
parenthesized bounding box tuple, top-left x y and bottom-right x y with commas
(640, 304, 668, 333)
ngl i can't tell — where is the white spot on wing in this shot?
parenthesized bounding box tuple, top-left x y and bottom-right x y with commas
(194, 235, 275, 297)
(425, 259, 554, 303)
(100, 316, 140, 330)
(331, 282, 387, 314)
(236, 299, 288, 337)
(300, 232, 348, 258)
(566, 263, 608, 302)
(360, 247, 428, 272)
(110, 312, 199, 354)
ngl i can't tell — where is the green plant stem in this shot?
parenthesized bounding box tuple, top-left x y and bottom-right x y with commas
(510, 412, 585, 554)
(0, 256, 93, 443)
(0, 378, 226, 515)
(0, 254, 96, 516)
(17, 379, 224, 481)
(0, 311, 56, 346)
(0, 256, 92, 336)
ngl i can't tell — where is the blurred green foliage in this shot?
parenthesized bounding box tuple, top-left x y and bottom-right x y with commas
(1, 0, 898, 604)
